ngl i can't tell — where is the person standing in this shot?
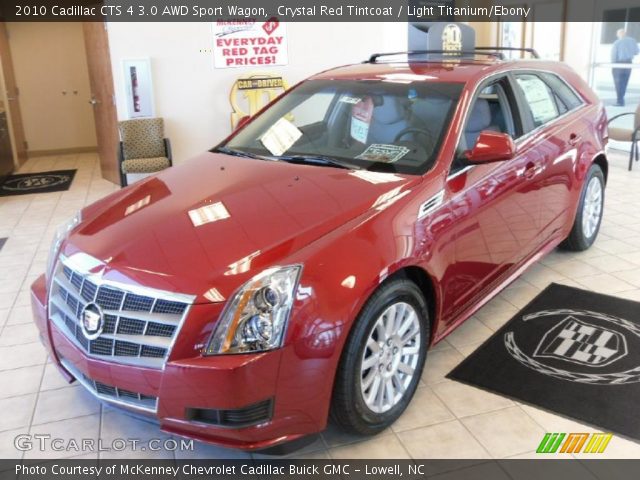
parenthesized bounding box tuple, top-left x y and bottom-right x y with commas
(611, 29, 639, 107)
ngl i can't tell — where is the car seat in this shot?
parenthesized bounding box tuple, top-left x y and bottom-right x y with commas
(464, 98, 500, 149)
(367, 96, 412, 144)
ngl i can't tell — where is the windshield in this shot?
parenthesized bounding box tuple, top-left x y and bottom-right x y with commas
(220, 79, 463, 175)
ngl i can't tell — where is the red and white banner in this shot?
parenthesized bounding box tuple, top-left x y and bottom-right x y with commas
(213, 18, 288, 69)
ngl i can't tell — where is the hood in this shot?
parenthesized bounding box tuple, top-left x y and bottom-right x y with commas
(64, 152, 419, 303)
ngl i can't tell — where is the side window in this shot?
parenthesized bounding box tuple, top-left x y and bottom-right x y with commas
(451, 78, 520, 174)
(514, 74, 560, 128)
(541, 73, 585, 110)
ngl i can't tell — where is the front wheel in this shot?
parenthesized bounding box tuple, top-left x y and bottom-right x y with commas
(560, 164, 605, 252)
(331, 279, 429, 435)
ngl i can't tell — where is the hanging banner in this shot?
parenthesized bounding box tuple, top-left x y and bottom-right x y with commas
(213, 18, 289, 69)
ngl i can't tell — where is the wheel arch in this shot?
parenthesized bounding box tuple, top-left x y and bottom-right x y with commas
(593, 152, 609, 185)
(384, 265, 439, 345)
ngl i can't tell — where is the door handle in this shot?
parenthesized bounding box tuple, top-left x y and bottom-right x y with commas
(568, 133, 582, 146)
(88, 98, 100, 105)
(523, 161, 537, 179)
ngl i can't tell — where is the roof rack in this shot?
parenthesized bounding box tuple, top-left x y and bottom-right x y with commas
(475, 47, 540, 59)
(366, 47, 540, 64)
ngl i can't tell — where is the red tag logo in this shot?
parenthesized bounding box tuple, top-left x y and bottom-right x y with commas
(262, 17, 279, 36)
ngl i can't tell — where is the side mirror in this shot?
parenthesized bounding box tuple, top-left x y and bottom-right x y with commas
(235, 116, 251, 130)
(465, 131, 516, 164)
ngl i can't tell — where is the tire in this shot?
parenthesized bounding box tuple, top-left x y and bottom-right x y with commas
(330, 278, 429, 435)
(560, 164, 605, 252)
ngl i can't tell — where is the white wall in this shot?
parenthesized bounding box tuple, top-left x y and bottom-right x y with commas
(7, 22, 97, 153)
(106, 22, 406, 164)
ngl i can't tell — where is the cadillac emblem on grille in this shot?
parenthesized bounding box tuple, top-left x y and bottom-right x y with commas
(81, 303, 103, 340)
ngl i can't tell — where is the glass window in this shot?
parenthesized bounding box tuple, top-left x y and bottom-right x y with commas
(541, 73, 584, 110)
(223, 79, 464, 175)
(515, 74, 561, 128)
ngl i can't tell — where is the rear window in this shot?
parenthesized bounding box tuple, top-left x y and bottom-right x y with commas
(540, 72, 584, 110)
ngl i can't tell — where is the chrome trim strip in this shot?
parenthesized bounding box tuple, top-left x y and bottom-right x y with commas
(60, 358, 158, 414)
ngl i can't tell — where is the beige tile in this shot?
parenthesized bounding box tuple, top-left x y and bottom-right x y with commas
(32, 385, 100, 425)
(6, 306, 34, 326)
(392, 387, 454, 432)
(397, 420, 490, 459)
(445, 318, 493, 349)
(581, 254, 637, 273)
(421, 348, 465, 385)
(461, 407, 545, 458)
(0, 342, 47, 371)
(576, 273, 635, 295)
(329, 432, 410, 459)
(499, 284, 541, 309)
(25, 415, 100, 459)
(431, 380, 514, 418)
(454, 342, 484, 357)
(0, 394, 37, 432)
(40, 362, 74, 391)
(0, 365, 44, 399)
(0, 427, 27, 459)
(0, 322, 40, 346)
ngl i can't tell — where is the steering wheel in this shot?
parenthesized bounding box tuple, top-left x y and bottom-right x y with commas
(394, 127, 433, 145)
(392, 127, 432, 161)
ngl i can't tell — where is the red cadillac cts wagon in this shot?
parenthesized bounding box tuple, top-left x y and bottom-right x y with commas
(31, 50, 608, 450)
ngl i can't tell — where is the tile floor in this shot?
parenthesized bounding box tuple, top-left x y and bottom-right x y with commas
(1, 150, 640, 460)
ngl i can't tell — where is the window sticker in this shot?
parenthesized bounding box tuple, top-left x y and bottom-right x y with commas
(516, 76, 558, 124)
(356, 144, 411, 163)
(350, 96, 374, 144)
(339, 95, 362, 105)
(260, 117, 302, 156)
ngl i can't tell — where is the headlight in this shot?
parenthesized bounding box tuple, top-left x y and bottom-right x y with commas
(46, 211, 82, 281)
(205, 265, 302, 355)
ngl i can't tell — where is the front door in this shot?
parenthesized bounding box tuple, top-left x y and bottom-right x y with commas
(440, 76, 542, 323)
(83, 22, 119, 184)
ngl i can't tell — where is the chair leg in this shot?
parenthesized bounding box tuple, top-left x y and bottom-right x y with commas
(120, 169, 128, 188)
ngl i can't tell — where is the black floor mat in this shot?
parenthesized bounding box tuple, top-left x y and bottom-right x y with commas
(0, 170, 76, 196)
(448, 283, 640, 442)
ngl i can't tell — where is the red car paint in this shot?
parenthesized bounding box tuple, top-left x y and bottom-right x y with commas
(31, 58, 608, 450)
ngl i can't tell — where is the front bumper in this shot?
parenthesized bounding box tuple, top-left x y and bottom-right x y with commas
(31, 275, 329, 450)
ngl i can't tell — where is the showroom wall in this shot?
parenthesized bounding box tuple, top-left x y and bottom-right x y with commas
(7, 22, 97, 154)
(106, 22, 406, 163)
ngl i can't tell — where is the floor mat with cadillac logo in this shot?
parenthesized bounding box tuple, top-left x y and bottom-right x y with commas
(448, 283, 640, 442)
(0, 169, 76, 196)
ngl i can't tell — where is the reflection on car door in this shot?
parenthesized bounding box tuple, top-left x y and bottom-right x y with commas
(513, 72, 588, 241)
(440, 78, 544, 324)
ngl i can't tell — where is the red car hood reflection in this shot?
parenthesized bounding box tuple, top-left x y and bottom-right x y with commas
(65, 152, 419, 303)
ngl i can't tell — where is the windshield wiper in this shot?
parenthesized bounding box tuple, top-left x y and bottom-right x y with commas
(214, 147, 264, 160)
(273, 154, 358, 170)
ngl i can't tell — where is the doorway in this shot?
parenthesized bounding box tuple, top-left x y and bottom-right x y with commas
(0, 22, 119, 183)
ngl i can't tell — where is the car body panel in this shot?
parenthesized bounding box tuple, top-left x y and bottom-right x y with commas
(31, 57, 608, 449)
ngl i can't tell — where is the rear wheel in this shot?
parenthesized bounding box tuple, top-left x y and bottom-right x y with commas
(560, 164, 605, 252)
(331, 279, 429, 435)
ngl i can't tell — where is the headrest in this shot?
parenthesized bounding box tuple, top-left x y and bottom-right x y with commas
(372, 97, 406, 125)
(466, 99, 492, 132)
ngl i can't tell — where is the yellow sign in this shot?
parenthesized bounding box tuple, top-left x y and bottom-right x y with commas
(230, 72, 289, 129)
(442, 24, 463, 54)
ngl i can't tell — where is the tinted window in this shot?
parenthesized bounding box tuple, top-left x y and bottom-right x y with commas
(541, 73, 584, 110)
(515, 74, 560, 128)
(223, 79, 463, 175)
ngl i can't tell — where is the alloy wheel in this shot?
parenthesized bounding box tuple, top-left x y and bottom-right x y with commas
(359, 302, 421, 414)
(582, 176, 603, 239)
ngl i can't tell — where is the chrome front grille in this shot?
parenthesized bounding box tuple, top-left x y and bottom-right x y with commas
(61, 358, 157, 413)
(48, 255, 194, 369)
